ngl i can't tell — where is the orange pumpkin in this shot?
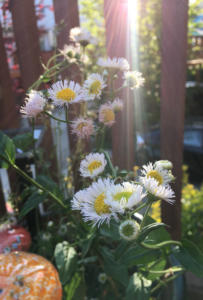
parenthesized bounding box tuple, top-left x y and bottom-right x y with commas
(0, 226, 31, 253)
(0, 252, 62, 299)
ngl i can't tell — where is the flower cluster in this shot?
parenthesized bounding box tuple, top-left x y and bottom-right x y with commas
(20, 27, 144, 142)
(71, 153, 175, 241)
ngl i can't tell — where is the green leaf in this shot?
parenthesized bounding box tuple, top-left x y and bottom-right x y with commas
(173, 239, 203, 278)
(104, 261, 129, 287)
(114, 241, 129, 260)
(55, 241, 78, 285)
(118, 245, 160, 267)
(99, 246, 129, 286)
(143, 216, 171, 244)
(126, 273, 151, 300)
(13, 132, 33, 152)
(146, 259, 167, 280)
(78, 256, 97, 265)
(36, 175, 64, 199)
(100, 221, 120, 241)
(137, 222, 167, 242)
(0, 131, 15, 168)
(19, 190, 46, 218)
(81, 232, 96, 257)
(100, 246, 115, 264)
(64, 272, 86, 300)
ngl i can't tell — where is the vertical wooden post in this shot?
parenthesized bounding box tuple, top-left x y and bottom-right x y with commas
(104, 0, 135, 170)
(160, 0, 188, 240)
(10, 0, 42, 91)
(52, 0, 80, 182)
(0, 22, 19, 129)
(53, 0, 80, 49)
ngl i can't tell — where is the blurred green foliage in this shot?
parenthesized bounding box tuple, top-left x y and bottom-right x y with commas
(79, 0, 106, 73)
(181, 165, 203, 251)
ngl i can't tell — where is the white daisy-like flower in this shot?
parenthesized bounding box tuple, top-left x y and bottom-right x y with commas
(83, 73, 106, 100)
(97, 57, 130, 71)
(71, 189, 88, 211)
(81, 178, 117, 226)
(119, 220, 140, 241)
(141, 177, 175, 204)
(59, 44, 81, 60)
(80, 153, 107, 178)
(70, 27, 96, 46)
(71, 117, 94, 139)
(123, 71, 145, 89)
(105, 182, 146, 214)
(48, 80, 84, 107)
(140, 162, 172, 186)
(111, 98, 124, 112)
(99, 103, 115, 127)
(20, 90, 46, 118)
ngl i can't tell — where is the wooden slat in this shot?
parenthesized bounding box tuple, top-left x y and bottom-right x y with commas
(10, 0, 42, 91)
(104, 0, 135, 170)
(160, 0, 189, 240)
(0, 22, 19, 129)
(53, 0, 80, 127)
(53, 0, 80, 49)
(53, 0, 80, 183)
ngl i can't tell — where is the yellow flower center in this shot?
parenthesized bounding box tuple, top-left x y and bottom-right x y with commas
(87, 160, 102, 174)
(103, 109, 115, 123)
(94, 193, 110, 215)
(77, 122, 87, 131)
(89, 80, 101, 95)
(147, 170, 163, 185)
(56, 88, 76, 102)
(113, 191, 133, 202)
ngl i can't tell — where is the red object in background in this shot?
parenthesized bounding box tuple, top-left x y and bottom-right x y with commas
(0, 226, 31, 253)
(0, 252, 62, 299)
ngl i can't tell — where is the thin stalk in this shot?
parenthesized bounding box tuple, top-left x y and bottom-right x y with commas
(0, 154, 66, 209)
(100, 126, 106, 150)
(140, 240, 182, 250)
(140, 200, 153, 229)
(28, 61, 67, 91)
(65, 105, 69, 123)
(31, 118, 36, 159)
(31, 118, 40, 233)
(151, 271, 185, 294)
(148, 267, 185, 275)
(103, 150, 116, 178)
(46, 53, 62, 68)
(130, 201, 149, 216)
(44, 111, 70, 123)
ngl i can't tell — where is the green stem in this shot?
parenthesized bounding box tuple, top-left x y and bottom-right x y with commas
(103, 150, 116, 178)
(31, 118, 36, 159)
(100, 126, 106, 150)
(28, 60, 67, 91)
(65, 105, 69, 123)
(140, 240, 182, 250)
(148, 267, 185, 275)
(44, 111, 70, 123)
(151, 271, 185, 294)
(130, 201, 149, 216)
(0, 155, 66, 209)
(140, 200, 153, 229)
(46, 53, 62, 68)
